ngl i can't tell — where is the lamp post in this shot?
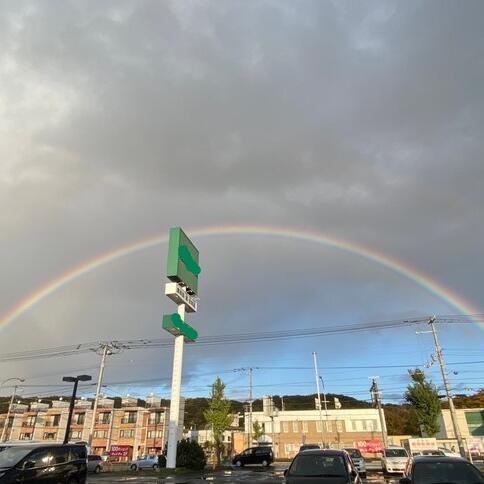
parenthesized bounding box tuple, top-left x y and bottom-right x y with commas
(0, 378, 25, 442)
(62, 375, 92, 444)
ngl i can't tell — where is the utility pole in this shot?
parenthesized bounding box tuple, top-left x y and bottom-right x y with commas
(370, 378, 388, 449)
(319, 376, 329, 422)
(88, 343, 113, 448)
(313, 352, 325, 447)
(428, 317, 466, 458)
(248, 367, 253, 446)
(1, 383, 23, 442)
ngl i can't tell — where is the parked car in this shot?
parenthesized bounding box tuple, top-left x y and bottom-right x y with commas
(0, 443, 87, 483)
(401, 455, 484, 484)
(300, 444, 321, 452)
(284, 449, 361, 484)
(129, 454, 159, 471)
(437, 447, 461, 458)
(382, 446, 409, 475)
(87, 454, 103, 473)
(344, 448, 367, 478)
(232, 446, 273, 467)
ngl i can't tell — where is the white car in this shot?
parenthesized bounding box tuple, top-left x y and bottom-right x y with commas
(382, 447, 409, 475)
(129, 454, 160, 470)
(438, 447, 461, 458)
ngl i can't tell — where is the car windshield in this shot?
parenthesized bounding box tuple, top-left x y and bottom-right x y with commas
(289, 454, 347, 477)
(413, 460, 484, 484)
(0, 447, 33, 468)
(385, 449, 407, 458)
(345, 449, 362, 459)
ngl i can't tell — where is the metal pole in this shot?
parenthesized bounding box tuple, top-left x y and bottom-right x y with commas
(1, 386, 18, 442)
(429, 317, 466, 458)
(370, 379, 388, 449)
(88, 344, 110, 448)
(166, 304, 185, 469)
(313, 352, 325, 447)
(64, 379, 79, 444)
(319, 376, 329, 423)
(248, 368, 253, 446)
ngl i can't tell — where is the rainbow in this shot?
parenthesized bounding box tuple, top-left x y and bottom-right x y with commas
(1, 224, 481, 329)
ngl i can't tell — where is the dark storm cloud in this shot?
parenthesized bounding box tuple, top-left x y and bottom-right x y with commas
(0, 0, 483, 395)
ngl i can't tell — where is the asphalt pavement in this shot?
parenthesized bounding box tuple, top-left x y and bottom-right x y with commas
(87, 466, 401, 483)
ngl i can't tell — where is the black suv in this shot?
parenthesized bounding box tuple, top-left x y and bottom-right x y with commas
(0, 443, 87, 483)
(232, 446, 273, 467)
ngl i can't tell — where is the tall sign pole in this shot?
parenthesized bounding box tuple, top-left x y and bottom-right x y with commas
(163, 227, 200, 469)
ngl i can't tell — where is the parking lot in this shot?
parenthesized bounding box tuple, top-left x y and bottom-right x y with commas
(87, 466, 403, 483)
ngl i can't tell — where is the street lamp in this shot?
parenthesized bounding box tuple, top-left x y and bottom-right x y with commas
(0, 377, 25, 442)
(62, 375, 92, 444)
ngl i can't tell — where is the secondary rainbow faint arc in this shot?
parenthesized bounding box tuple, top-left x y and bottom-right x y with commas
(1, 224, 481, 329)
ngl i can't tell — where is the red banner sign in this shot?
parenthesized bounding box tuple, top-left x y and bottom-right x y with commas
(355, 439, 383, 453)
(109, 445, 130, 457)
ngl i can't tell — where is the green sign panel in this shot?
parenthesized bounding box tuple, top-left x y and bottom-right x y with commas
(166, 227, 200, 295)
(163, 313, 198, 342)
(465, 410, 484, 436)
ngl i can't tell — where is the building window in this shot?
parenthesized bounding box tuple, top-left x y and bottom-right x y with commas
(364, 419, 377, 431)
(326, 420, 332, 432)
(24, 416, 36, 427)
(292, 421, 298, 432)
(69, 431, 82, 440)
(123, 412, 137, 424)
(302, 421, 308, 433)
(120, 429, 135, 438)
(94, 430, 108, 438)
(336, 420, 344, 433)
(149, 412, 163, 425)
(98, 413, 111, 424)
(43, 432, 57, 440)
(19, 433, 32, 440)
(351, 420, 358, 431)
(75, 413, 85, 425)
(147, 430, 163, 439)
(53, 415, 60, 426)
(282, 422, 289, 433)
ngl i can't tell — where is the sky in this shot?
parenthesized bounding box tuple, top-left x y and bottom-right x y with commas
(0, 0, 483, 407)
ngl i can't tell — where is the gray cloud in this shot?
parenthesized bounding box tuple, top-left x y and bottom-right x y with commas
(0, 0, 483, 399)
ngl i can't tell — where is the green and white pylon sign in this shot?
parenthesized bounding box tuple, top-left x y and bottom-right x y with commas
(163, 227, 200, 468)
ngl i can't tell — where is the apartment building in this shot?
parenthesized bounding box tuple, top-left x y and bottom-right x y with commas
(246, 399, 385, 459)
(0, 395, 184, 460)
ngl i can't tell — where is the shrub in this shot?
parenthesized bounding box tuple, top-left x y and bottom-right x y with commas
(176, 439, 206, 470)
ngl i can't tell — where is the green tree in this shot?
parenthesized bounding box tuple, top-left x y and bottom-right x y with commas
(204, 377, 232, 466)
(176, 439, 206, 470)
(253, 420, 264, 443)
(405, 369, 441, 436)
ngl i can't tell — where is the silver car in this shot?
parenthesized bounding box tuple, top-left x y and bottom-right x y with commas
(87, 454, 103, 473)
(129, 454, 160, 470)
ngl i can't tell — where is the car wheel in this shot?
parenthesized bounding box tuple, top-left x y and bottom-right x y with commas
(94, 465, 101, 473)
(130, 464, 138, 471)
(261, 460, 268, 467)
(153, 464, 159, 470)
(235, 460, 242, 467)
